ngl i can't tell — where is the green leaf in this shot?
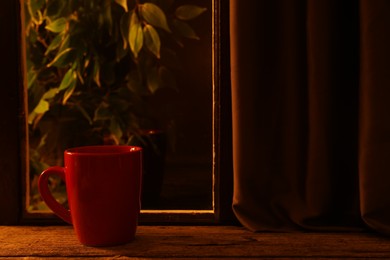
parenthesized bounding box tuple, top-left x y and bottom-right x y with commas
(42, 88, 59, 99)
(27, 70, 37, 90)
(45, 17, 67, 33)
(76, 67, 85, 85)
(140, 3, 171, 32)
(175, 5, 207, 21)
(120, 12, 130, 49)
(144, 24, 161, 58)
(45, 33, 64, 55)
(46, 0, 66, 19)
(103, 0, 113, 31)
(58, 33, 70, 53)
(172, 19, 199, 40)
(115, 0, 128, 12)
(83, 57, 90, 72)
(58, 69, 76, 91)
(116, 38, 128, 61)
(27, 81, 45, 112)
(26, 28, 38, 44)
(46, 48, 74, 68)
(27, 0, 45, 24)
(62, 79, 76, 105)
(33, 99, 49, 114)
(27, 111, 40, 125)
(28, 95, 51, 124)
(94, 102, 111, 121)
(127, 69, 143, 93)
(109, 118, 123, 144)
(93, 62, 101, 87)
(129, 12, 144, 58)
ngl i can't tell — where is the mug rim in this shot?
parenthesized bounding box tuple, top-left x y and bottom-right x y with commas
(65, 145, 142, 156)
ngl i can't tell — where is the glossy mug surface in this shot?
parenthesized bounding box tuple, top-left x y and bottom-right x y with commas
(38, 145, 143, 246)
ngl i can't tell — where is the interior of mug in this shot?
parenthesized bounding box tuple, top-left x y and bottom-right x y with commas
(65, 146, 142, 155)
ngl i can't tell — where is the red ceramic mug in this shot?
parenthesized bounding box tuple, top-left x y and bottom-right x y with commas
(38, 145, 143, 247)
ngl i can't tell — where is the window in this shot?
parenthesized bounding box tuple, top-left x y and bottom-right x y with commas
(0, 0, 233, 225)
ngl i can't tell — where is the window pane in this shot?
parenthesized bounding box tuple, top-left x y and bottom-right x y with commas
(24, 0, 213, 212)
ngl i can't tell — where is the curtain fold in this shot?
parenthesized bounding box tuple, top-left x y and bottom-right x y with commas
(359, 0, 390, 234)
(230, 0, 390, 233)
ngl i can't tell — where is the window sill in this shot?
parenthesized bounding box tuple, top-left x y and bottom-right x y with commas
(1, 226, 390, 258)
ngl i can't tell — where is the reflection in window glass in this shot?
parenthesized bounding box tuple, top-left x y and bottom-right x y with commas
(25, 0, 212, 211)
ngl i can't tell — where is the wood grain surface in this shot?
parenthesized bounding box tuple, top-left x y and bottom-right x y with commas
(1, 226, 390, 259)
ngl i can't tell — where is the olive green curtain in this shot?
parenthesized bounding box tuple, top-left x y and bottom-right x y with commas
(230, 0, 390, 233)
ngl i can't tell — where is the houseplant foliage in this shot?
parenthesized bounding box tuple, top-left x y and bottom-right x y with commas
(25, 0, 206, 210)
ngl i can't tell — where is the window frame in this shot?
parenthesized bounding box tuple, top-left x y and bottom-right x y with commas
(0, 0, 234, 225)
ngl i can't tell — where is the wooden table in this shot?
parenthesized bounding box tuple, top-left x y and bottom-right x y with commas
(1, 226, 390, 259)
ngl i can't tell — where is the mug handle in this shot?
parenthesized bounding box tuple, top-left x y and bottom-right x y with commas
(38, 166, 72, 224)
